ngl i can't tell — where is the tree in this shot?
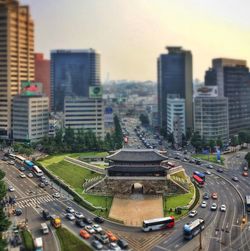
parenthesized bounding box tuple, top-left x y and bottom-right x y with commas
(0, 170, 10, 249)
(113, 115, 123, 149)
(216, 137, 223, 149)
(231, 136, 239, 147)
(209, 140, 215, 151)
(190, 131, 202, 151)
(245, 152, 250, 167)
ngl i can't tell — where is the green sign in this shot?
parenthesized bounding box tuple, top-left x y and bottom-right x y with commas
(89, 86, 103, 98)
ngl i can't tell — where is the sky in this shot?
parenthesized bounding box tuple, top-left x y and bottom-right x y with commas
(21, 0, 250, 82)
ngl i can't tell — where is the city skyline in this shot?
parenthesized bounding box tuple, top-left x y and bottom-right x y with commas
(21, 0, 250, 81)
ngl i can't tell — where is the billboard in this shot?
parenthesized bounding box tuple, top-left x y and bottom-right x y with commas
(89, 86, 103, 98)
(21, 81, 43, 96)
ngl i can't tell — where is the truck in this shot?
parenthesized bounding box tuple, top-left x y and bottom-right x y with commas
(50, 215, 61, 228)
(34, 237, 43, 251)
(41, 223, 49, 234)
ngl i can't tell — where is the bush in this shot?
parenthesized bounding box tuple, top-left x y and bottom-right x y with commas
(21, 230, 34, 251)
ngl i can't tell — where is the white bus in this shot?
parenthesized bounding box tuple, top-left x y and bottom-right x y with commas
(142, 216, 175, 232)
(15, 155, 26, 165)
(8, 153, 16, 160)
(32, 165, 44, 177)
(183, 218, 205, 240)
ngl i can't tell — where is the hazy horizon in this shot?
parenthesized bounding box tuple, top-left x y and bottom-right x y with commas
(21, 0, 250, 82)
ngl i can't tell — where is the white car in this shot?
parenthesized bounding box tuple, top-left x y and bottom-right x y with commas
(207, 164, 214, 169)
(201, 201, 207, 208)
(109, 242, 121, 251)
(205, 170, 211, 175)
(52, 193, 60, 198)
(19, 172, 26, 178)
(66, 207, 75, 214)
(66, 213, 75, 221)
(85, 225, 95, 234)
(27, 172, 33, 178)
(8, 186, 15, 192)
(92, 224, 102, 233)
(211, 203, 217, 211)
(220, 204, 226, 212)
(189, 210, 198, 217)
(8, 160, 15, 165)
(74, 212, 84, 219)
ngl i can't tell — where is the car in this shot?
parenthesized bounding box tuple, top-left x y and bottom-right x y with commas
(82, 217, 92, 225)
(75, 219, 85, 228)
(117, 238, 129, 249)
(8, 186, 15, 192)
(91, 240, 103, 250)
(220, 204, 226, 212)
(93, 216, 104, 224)
(189, 159, 195, 164)
(232, 176, 239, 182)
(211, 192, 218, 199)
(75, 212, 84, 219)
(211, 203, 217, 211)
(94, 233, 109, 244)
(201, 201, 207, 208)
(204, 170, 211, 175)
(19, 166, 25, 171)
(92, 224, 102, 233)
(39, 182, 45, 188)
(66, 207, 75, 214)
(242, 172, 248, 177)
(217, 168, 223, 173)
(8, 160, 15, 165)
(243, 166, 248, 171)
(109, 242, 121, 251)
(19, 172, 26, 178)
(27, 172, 33, 178)
(106, 231, 118, 242)
(43, 179, 49, 186)
(203, 193, 209, 200)
(79, 229, 90, 239)
(189, 210, 198, 217)
(85, 225, 95, 234)
(40, 176, 46, 182)
(14, 208, 22, 216)
(66, 213, 75, 221)
(1, 156, 8, 161)
(207, 164, 214, 169)
(42, 210, 50, 220)
(52, 192, 60, 198)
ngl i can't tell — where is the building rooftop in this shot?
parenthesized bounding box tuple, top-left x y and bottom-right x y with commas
(106, 149, 168, 162)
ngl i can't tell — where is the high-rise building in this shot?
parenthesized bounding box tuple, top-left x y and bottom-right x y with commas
(64, 96, 104, 138)
(0, 0, 34, 139)
(51, 49, 100, 112)
(13, 95, 49, 142)
(194, 86, 229, 143)
(205, 58, 250, 136)
(35, 53, 50, 102)
(157, 46, 193, 134)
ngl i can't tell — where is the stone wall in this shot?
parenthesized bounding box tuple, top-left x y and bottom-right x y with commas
(87, 177, 185, 196)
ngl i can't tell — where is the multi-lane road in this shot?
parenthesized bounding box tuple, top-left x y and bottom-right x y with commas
(1, 146, 250, 251)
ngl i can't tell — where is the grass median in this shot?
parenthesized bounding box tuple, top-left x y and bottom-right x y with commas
(192, 153, 224, 165)
(56, 227, 93, 251)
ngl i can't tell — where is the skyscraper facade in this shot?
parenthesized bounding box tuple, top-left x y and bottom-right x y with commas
(50, 49, 100, 112)
(205, 58, 250, 136)
(157, 46, 193, 134)
(35, 53, 50, 103)
(0, 0, 34, 139)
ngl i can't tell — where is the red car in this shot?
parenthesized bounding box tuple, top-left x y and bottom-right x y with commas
(211, 192, 218, 199)
(242, 172, 248, 177)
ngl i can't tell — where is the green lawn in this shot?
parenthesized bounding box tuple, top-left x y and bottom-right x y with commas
(163, 185, 195, 220)
(170, 170, 187, 180)
(46, 160, 102, 191)
(56, 227, 93, 251)
(38, 151, 108, 167)
(21, 230, 34, 251)
(192, 154, 224, 165)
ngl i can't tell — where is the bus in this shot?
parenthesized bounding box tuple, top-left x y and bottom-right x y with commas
(193, 175, 204, 187)
(15, 155, 26, 165)
(32, 165, 44, 177)
(245, 195, 250, 212)
(183, 218, 205, 240)
(24, 160, 34, 170)
(193, 171, 206, 181)
(142, 216, 175, 232)
(8, 153, 16, 160)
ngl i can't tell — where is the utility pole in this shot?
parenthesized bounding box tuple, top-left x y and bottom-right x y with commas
(199, 224, 202, 250)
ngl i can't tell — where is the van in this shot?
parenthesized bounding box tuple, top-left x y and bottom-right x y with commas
(41, 223, 49, 234)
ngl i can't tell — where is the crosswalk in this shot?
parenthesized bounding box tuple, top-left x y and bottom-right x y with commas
(15, 194, 56, 209)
